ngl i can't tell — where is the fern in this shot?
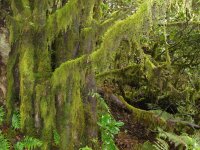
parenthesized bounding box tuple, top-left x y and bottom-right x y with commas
(14, 136, 43, 150)
(12, 111, 20, 129)
(153, 138, 169, 150)
(157, 128, 200, 150)
(0, 131, 10, 150)
(0, 106, 5, 125)
(53, 129, 60, 145)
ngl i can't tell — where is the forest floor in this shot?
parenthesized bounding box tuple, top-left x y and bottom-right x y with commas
(108, 100, 156, 150)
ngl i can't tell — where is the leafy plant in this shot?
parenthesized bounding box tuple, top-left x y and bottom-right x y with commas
(90, 91, 124, 150)
(98, 114, 124, 150)
(53, 129, 60, 145)
(14, 136, 43, 150)
(0, 131, 10, 150)
(154, 128, 200, 150)
(0, 106, 5, 125)
(12, 111, 20, 129)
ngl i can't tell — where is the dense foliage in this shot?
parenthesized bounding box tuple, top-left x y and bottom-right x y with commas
(0, 0, 199, 149)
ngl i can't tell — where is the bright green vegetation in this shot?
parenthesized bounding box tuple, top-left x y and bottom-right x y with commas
(143, 128, 200, 150)
(0, 0, 199, 149)
(0, 108, 43, 150)
(0, 132, 10, 150)
(91, 92, 124, 150)
(14, 136, 43, 150)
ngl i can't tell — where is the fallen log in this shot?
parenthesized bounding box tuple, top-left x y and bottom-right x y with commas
(98, 88, 200, 132)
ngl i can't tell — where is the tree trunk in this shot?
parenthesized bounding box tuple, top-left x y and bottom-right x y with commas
(2, 0, 195, 149)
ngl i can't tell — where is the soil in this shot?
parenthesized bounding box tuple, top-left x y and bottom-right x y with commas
(108, 100, 156, 150)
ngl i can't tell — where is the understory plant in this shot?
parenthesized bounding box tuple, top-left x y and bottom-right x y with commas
(53, 129, 60, 146)
(14, 136, 43, 150)
(0, 107, 43, 150)
(0, 131, 10, 150)
(0, 106, 5, 125)
(142, 128, 200, 150)
(79, 146, 93, 150)
(90, 91, 124, 150)
(12, 111, 20, 130)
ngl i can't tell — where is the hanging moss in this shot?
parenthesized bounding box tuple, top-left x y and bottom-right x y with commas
(5, 0, 192, 149)
(19, 34, 35, 134)
(52, 57, 87, 149)
(35, 82, 56, 150)
(90, 0, 151, 69)
(6, 45, 19, 123)
(46, 0, 79, 43)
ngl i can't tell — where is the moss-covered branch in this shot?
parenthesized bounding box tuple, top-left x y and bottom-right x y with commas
(46, 0, 79, 43)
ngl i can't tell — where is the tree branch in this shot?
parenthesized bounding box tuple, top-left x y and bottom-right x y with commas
(46, 0, 78, 43)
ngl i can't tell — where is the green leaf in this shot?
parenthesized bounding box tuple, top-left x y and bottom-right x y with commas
(0, 107, 5, 125)
(53, 130, 60, 145)
(79, 146, 92, 150)
(14, 136, 42, 150)
(12, 111, 20, 129)
(0, 132, 10, 150)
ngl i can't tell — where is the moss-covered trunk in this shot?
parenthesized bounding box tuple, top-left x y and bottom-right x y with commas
(5, 0, 99, 149)
(4, 0, 196, 149)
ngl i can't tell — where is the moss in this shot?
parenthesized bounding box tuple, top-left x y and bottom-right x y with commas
(35, 82, 56, 150)
(118, 96, 168, 129)
(90, 0, 153, 72)
(46, 0, 79, 43)
(80, 27, 96, 55)
(144, 55, 156, 80)
(81, 0, 95, 26)
(19, 38, 35, 134)
(52, 57, 87, 150)
(6, 0, 184, 149)
(6, 45, 19, 123)
(93, 0, 102, 20)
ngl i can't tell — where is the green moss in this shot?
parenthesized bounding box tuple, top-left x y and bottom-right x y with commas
(6, 0, 184, 149)
(91, 0, 153, 72)
(6, 46, 19, 123)
(19, 38, 35, 134)
(118, 96, 167, 129)
(35, 82, 56, 150)
(46, 0, 79, 43)
(52, 57, 87, 150)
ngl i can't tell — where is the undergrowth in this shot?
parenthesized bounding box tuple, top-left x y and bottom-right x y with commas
(0, 107, 43, 150)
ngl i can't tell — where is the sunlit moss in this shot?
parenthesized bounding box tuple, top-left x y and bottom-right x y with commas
(19, 36, 35, 134)
(46, 0, 80, 43)
(5, 0, 186, 149)
(52, 56, 87, 149)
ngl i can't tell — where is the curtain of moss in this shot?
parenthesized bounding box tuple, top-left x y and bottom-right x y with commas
(5, 0, 187, 149)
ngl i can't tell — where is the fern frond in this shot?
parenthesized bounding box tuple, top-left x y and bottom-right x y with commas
(53, 130, 60, 145)
(153, 138, 169, 150)
(158, 128, 186, 148)
(12, 111, 20, 129)
(0, 107, 5, 125)
(0, 131, 10, 150)
(14, 136, 43, 150)
(157, 128, 200, 149)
